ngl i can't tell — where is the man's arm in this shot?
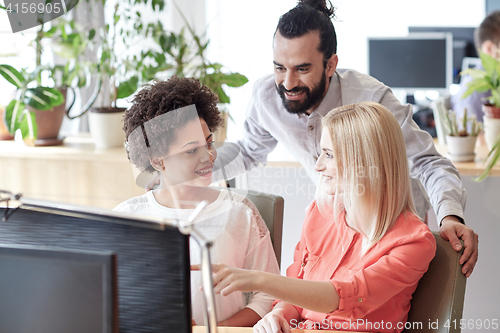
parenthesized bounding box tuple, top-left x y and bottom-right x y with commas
(212, 84, 279, 183)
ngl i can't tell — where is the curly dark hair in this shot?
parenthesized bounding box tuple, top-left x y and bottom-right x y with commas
(123, 76, 222, 172)
(276, 0, 337, 64)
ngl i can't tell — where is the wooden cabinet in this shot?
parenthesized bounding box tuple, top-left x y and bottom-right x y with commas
(0, 135, 143, 210)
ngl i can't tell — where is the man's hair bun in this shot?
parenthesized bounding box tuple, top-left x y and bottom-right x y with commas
(299, 0, 335, 18)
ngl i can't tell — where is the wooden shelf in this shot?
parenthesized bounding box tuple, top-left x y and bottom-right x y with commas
(0, 134, 144, 210)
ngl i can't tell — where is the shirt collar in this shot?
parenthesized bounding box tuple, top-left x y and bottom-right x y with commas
(312, 71, 342, 117)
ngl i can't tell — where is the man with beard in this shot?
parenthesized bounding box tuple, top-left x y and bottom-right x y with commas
(146, 0, 478, 277)
(215, 0, 478, 277)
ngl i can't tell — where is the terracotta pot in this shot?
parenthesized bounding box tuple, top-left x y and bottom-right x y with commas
(482, 104, 500, 119)
(24, 88, 68, 146)
(88, 107, 126, 149)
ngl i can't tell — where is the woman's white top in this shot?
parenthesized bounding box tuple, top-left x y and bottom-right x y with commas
(113, 189, 280, 324)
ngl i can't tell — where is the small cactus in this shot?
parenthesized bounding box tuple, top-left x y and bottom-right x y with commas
(440, 107, 481, 137)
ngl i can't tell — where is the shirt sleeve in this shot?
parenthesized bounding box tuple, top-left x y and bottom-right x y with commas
(240, 200, 281, 318)
(330, 229, 436, 318)
(378, 89, 467, 223)
(212, 83, 279, 183)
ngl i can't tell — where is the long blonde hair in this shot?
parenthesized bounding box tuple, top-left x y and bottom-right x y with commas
(318, 102, 416, 255)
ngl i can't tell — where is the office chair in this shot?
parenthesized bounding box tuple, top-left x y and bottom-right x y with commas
(215, 187, 284, 267)
(431, 95, 452, 146)
(404, 232, 467, 333)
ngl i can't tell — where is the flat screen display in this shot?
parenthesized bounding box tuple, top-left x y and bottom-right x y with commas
(0, 244, 117, 333)
(0, 201, 191, 333)
(368, 33, 453, 92)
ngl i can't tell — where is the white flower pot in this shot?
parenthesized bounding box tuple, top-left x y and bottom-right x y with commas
(483, 116, 500, 151)
(88, 108, 126, 149)
(445, 135, 477, 162)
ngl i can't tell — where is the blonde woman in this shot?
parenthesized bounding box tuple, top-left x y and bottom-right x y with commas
(204, 102, 436, 333)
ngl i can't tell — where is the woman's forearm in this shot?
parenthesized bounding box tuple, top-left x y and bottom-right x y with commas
(254, 271, 339, 314)
(211, 264, 340, 314)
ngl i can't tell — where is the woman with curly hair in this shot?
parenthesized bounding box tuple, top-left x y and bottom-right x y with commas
(113, 76, 279, 327)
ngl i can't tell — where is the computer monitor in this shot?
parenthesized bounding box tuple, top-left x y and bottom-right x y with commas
(0, 244, 117, 333)
(368, 33, 453, 94)
(408, 26, 478, 83)
(0, 200, 192, 333)
(486, 0, 500, 14)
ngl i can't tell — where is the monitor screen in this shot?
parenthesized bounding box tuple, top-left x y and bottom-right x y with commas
(0, 244, 117, 333)
(368, 33, 453, 93)
(0, 201, 192, 333)
(486, 0, 500, 14)
(408, 26, 477, 83)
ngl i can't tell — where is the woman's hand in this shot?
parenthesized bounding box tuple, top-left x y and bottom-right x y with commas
(253, 310, 291, 333)
(211, 264, 261, 296)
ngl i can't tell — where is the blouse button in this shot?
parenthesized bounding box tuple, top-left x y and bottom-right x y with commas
(309, 125, 314, 130)
(358, 297, 363, 303)
(301, 262, 306, 267)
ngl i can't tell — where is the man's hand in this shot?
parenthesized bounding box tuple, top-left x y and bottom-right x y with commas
(439, 216, 478, 277)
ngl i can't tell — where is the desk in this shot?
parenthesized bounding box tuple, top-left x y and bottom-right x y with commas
(0, 135, 143, 209)
(193, 327, 366, 333)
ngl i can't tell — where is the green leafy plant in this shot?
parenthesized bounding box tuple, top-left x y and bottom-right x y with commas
(462, 51, 500, 107)
(152, 8, 248, 107)
(0, 16, 93, 142)
(473, 134, 500, 182)
(460, 50, 500, 181)
(90, 2, 171, 110)
(440, 108, 481, 137)
(0, 65, 64, 143)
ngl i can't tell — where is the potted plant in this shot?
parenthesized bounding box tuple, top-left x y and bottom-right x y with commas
(461, 50, 500, 181)
(86, 2, 172, 149)
(461, 50, 500, 150)
(0, 64, 64, 146)
(0, 18, 91, 146)
(439, 107, 481, 162)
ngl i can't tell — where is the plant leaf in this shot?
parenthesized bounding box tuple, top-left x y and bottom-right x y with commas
(461, 68, 487, 80)
(480, 51, 497, 76)
(0, 64, 25, 88)
(462, 80, 492, 99)
(25, 87, 64, 110)
(4, 100, 26, 134)
(473, 133, 500, 182)
(117, 76, 139, 99)
(217, 86, 230, 104)
(218, 72, 249, 87)
(19, 109, 38, 143)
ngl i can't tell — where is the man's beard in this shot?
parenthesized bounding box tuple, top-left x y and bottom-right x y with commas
(276, 71, 327, 115)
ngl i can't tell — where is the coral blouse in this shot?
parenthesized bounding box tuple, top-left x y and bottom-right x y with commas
(284, 201, 436, 333)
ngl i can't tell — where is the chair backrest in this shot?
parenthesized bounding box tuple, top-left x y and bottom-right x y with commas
(218, 188, 284, 267)
(431, 95, 452, 146)
(404, 232, 467, 333)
